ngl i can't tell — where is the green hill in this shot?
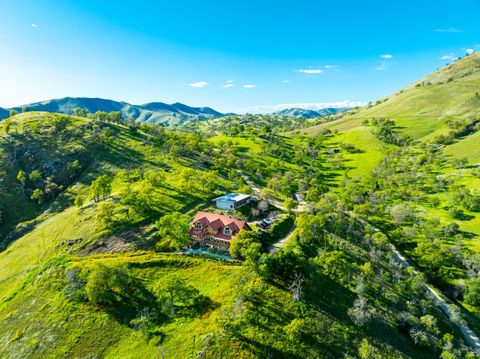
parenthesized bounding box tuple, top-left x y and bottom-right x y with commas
(300, 52, 480, 176)
(0, 111, 469, 358)
(292, 53, 480, 343)
(444, 130, 480, 165)
(272, 107, 345, 119)
(305, 52, 480, 135)
(1, 97, 226, 126)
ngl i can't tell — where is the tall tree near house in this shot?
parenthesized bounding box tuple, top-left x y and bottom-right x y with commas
(229, 230, 260, 261)
(296, 212, 327, 256)
(155, 212, 191, 251)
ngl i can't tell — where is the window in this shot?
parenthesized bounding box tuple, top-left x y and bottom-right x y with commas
(195, 222, 202, 230)
(224, 227, 231, 235)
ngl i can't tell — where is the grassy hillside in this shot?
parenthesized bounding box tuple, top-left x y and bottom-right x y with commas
(0, 112, 242, 357)
(0, 112, 470, 357)
(300, 52, 480, 177)
(299, 50, 480, 242)
(293, 54, 480, 341)
(444, 130, 480, 165)
(306, 53, 480, 134)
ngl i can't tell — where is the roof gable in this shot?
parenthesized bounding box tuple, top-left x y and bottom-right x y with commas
(191, 211, 247, 234)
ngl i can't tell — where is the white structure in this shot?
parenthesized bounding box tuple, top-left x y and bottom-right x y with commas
(213, 193, 251, 210)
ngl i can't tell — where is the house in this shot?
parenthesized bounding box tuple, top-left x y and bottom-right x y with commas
(189, 211, 251, 251)
(213, 193, 252, 210)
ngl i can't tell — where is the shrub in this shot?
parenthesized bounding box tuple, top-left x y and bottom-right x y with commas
(448, 207, 464, 220)
(464, 278, 480, 306)
(31, 189, 45, 204)
(74, 194, 86, 208)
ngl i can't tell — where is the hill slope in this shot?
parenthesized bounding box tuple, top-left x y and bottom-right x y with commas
(1, 97, 226, 126)
(304, 52, 480, 138)
(272, 107, 345, 119)
(0, 112, 468, 358)
(300, 52, 480, 178)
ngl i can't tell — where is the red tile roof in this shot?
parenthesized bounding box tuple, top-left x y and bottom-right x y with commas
(190, 211, 250, 242)
(192, 211, 248, 230)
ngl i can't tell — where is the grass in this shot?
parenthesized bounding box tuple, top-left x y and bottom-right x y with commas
(298, 53, 480, 182)
(444, 131, 480, 165)
(0, 250, 242, 358)
(208, 134, 263, 153)
(326, 126, 389, 179)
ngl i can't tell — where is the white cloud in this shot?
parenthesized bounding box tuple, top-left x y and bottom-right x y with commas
(466, 48, 475, 55)
(440, 54, 456, 61)
(281, 80, 290, 83)
(433, 28, 462, 33)
(295, 65, 339, 74)
(295, 69, 324, 74)
(243, 84, 256, 89)
(250, 100, 367, 113)
(380, 54, 393, 59)
(31, 23, 38, 28)
(376, 63, 388, 71)
(223, 80, 235, 88)
(189, 81, 209, 88)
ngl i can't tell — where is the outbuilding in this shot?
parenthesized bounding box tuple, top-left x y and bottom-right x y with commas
(213, 193, 251, 210)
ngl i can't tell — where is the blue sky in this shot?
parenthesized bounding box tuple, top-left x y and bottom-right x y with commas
(0, 0, 478, 113)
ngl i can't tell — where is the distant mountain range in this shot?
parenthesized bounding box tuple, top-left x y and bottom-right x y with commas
(0, 97, 225, 126)
(0, 108, 9, 119)
(0, 97, 350, 125)
(271, 107, 346, 119)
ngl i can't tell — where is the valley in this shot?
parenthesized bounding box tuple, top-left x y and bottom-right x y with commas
(0, 52, 479, 359)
